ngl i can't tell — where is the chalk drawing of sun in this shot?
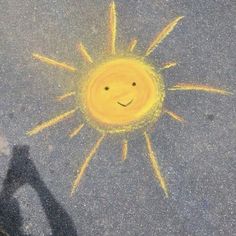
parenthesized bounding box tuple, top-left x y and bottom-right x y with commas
(27, 2, 232, 197)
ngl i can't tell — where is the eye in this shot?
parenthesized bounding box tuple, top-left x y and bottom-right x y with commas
(104, 86, 109, 91)
(132, 82, 136, 86)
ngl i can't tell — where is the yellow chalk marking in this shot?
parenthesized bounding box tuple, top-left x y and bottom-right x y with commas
(27, 108, 77, 136)
(145, 16, 184, 57)
(80, 57, 165, 133)
(168, 83, 232, 95)
(109, 1, 117, 55)
(77, 43, 94, 64)
(28, 2, 232, 200)
(69, 124, 84, 139)
(144, 132, 168, 197)
(122, 139, 128, 161)
(57, 92, 76, 101)
(165, 109, 185, 123)
(160, 61, 177, 70)
(71, 133, 106, 196)
(127, 38, 138, 52)
(32, 53, 78, 72)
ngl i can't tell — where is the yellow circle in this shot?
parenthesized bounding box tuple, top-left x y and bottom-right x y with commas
(78, 57, 165, 133)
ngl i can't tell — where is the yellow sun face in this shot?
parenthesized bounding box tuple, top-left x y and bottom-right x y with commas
(80, 58, 165, 133)
(28, 1, 231, 197)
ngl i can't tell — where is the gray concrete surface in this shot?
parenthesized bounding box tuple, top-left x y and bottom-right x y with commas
(0, 0, 235, 235)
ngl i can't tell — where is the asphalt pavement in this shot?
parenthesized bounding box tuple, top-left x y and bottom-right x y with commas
(0, 0, 235, 235)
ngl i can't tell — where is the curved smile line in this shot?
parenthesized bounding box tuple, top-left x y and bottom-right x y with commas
(117, 99, 133, 107)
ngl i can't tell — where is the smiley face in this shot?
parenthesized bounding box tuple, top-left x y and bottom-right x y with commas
(79, 58, 165, 133)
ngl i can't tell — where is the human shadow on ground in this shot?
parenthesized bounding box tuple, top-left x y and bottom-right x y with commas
(0, 145, 77, 236)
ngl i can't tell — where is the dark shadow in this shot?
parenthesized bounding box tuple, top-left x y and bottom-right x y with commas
(0, 145, 77, 236)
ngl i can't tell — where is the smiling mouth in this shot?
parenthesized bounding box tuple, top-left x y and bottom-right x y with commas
(117, 99, 133, 107)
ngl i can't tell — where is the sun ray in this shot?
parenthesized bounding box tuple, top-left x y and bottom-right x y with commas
(57, 92, 76, 102)
(127, 38, 138, 53)
(122, 139, 128, 161)
(27, 108, 77, 136)
(160, 61, 177, 70)
(144, 132, 168, 197)
(32, 53, 78, 72)
(77, 42, 94, 64)
(164, 109, 185, 123)
(145, 16, 184, 57)
(69, 124, 85, 139)
(168, 83, 232, 95)
(71, 133, 106, 196)
(109, 1, 117, 55)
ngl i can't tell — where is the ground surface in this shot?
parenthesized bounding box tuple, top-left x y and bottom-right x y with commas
(0, 0, 235, 235)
